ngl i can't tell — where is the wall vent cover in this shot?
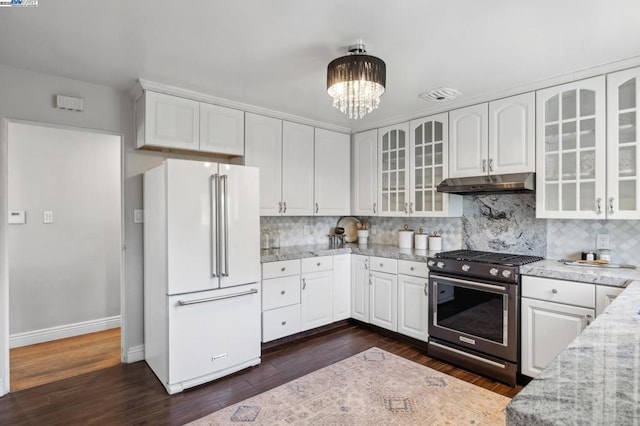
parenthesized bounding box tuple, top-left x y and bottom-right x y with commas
(418, 87, 462, 102)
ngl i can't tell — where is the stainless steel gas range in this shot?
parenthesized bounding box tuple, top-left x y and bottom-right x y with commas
(427, 250, 543, 386)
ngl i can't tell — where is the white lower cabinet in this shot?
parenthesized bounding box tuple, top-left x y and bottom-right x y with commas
(595, 285, 624, 316)
(397, 260, 429, 341)
(261, 260, 301, 343)
(333, 254, 351, 321)
(351, 255, 370, 322)
(369, 257, 398, 332)
(521, 276, 595, 378)
(301, 270, 334, 331)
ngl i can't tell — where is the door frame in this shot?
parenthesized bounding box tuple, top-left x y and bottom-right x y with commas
(0, 118, 125, 395)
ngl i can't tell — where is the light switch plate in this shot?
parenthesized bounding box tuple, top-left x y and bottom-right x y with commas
(134, 209, 144, 224)
(43, 211, 54, 224)
(8, 210, 26, 224)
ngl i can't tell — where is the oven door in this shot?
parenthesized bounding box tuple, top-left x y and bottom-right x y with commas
(428, 273, 517, 362)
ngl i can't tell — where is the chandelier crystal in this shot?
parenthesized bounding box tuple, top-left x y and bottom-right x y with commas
(327, 43, 386, 119)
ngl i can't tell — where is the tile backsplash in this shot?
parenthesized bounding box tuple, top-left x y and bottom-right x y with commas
(261, 193, 640, 264)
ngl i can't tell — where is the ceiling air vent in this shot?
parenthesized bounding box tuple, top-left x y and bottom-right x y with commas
(419, 87, 462, 102)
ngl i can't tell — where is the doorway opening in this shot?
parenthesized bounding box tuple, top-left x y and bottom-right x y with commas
(6, 121, 123, 392)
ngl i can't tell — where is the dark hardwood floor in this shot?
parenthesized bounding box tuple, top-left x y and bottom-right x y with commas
(0, 323, 521, 425)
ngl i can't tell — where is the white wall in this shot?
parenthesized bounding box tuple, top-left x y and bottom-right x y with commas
(8, 122, 121, 334)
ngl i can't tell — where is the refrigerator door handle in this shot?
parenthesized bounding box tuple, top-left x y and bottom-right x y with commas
(210, 174, 219, 278)
(220, 174, 230, 277)
(177, 288, 258, 306)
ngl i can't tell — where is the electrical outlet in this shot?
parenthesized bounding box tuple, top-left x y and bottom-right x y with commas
(303, 225, 311, 235)
(43, 211, 54, 224)
(596, 233, 610, 250)
(134, 209, 144, 224)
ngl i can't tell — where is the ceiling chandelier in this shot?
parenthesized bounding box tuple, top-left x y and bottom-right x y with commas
(327, 43, 386, 119)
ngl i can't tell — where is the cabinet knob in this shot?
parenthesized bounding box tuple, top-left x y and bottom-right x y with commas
(551, 288, 558, 294)
(380, 263, 384, 267)
(317, 262, 321, 266)
(281, 267, 286, 272)
(281, 321, 287, 326)
(410, 266, 415, 271)
(280, 290, 285, 295)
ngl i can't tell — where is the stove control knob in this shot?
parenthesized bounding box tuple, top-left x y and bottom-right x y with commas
(436, 261, 445, 269)
(427, 260, 436, 267)
(502, 270, 512, 278)
(489, 268, 499, 276)
(461, 264, 470, 272)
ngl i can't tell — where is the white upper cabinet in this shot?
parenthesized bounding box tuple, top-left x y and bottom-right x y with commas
(378, 123, 410, 216)
(199, 103, 245, 156)
(282, 121, 314, 216)
(450, 94, 534, 178)
(489, 92, 535, 175)
(536, 76, 606, 219)
(409, 113, 462, 217)
(352, 130, 378, 216)
(137, 91, 200, 151)
(315, 128, 351, 216)
(607, 67, 640, 219)
(245, 113, 283, 216)
(449, 103, 488, 178)
(136, 90, 245, 155)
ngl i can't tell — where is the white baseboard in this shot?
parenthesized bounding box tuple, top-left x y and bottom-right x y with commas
(125, 344, 145, 363)
(0, 377, 5, 397)
(9, 315, 121, 348)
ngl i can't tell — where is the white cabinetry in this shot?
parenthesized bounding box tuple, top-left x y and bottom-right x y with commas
(521, 276, 595, 378)
(351, 255, 370, 322)
(315, 128, 351, 216)
(409, 113, 462, 217)
(536, 76, 606, 218)
(595, 285, 624, 316)
(135, 90, 244, 155)
(282, 121, 315, 215)
(607, 67, 640, 219)
(301, 256, 334, 331)
(369, 257, 398, 332)
(261, 260, 301, 342)
(450, 93, 534, 178)
(199, 103, 244, 155)
(397, 260, 429, 341)
(332, 254, 351, 321)
(353, 130, 378, 215)
(137, 91, 199, 151)
(449, 103, 488, 178)
(378, 123, 410, 216)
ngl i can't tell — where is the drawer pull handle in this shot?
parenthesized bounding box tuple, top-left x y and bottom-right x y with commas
(281, 321, 287, 326)
(280, 290, 285, 295)
(302, 278, 307, 290)
(281, 267, 286, 272)
(423, 283, 428, 296)
(551, 289, 558, 294)
(586, 314, 592, 326)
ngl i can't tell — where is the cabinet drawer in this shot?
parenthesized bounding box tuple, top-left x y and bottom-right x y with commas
(262, 275, 300, 310)
(262, 259, 300, 279)
(301, 256, 333, 273)
(370, 256, 398, 274)
(262, 304, 301, 342)
(522, 276, 595, 308)
(398, 260, 428, 277)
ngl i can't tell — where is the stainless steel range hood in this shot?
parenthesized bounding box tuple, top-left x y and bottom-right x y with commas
(436, 172, 535, 194)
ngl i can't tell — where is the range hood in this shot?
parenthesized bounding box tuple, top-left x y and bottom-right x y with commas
(436, 172, 535, 194)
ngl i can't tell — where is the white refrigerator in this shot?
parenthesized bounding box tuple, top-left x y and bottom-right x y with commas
(143, 159, 261, 394)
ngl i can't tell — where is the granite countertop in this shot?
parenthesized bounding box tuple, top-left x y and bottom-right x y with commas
(260, 243, 442, 263)
(507, 280, 640, 425)
(521, 259, 640, 287)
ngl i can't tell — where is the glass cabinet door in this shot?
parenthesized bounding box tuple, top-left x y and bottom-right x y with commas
(409, 113, 448, 216)
(536, 76, 606, 219)
(607, 67, 640, 219)
(378, 123, 409, 216)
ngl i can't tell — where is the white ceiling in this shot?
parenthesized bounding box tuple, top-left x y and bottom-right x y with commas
(1, 0, 640, 132)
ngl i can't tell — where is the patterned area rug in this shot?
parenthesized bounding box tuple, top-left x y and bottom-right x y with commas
(188, 347, 510, 425)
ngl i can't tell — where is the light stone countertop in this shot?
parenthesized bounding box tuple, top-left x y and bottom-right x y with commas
(520, 259, 640, 287)
(507, 280, 640, 425)
(260, 243, 443, 263)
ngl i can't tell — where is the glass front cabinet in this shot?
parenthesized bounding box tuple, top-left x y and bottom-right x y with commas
(377, 117, 461, 217)
(536, 76, 606, 219)
(607, 67, 640, 219)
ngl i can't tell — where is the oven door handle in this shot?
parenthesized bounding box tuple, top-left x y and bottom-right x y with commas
(429, 274, 507, 293)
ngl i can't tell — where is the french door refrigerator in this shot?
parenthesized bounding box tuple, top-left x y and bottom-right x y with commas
(143, 159, 261, 394)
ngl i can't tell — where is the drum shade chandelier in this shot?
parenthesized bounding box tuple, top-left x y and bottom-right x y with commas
(327, 43, 386, 119)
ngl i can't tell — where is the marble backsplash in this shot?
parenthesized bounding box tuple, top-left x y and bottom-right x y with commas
(261, 193, 640, 265)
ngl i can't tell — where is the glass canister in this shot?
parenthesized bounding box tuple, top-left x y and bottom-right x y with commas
(270, 228, 280, 249)
(260, 229, 270, 250)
